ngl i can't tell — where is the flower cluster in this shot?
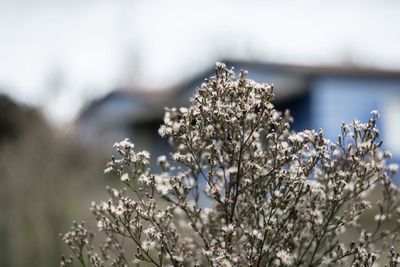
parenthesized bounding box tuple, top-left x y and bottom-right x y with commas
(61, 63, 400, 266)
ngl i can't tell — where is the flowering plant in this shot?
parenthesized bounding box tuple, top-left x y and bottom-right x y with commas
(61, 63, 400, 266)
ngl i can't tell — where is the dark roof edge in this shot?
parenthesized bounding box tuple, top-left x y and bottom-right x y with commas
(221, 59, 400, 78)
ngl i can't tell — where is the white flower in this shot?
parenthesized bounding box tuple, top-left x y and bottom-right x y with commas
(172, 122, 181, 133)
(157, 183, 171, 195)
(179, 107, 188, 113)
(276, 250, 294, 266)
(384, 151, 393, 159)
(274, 190, 282, 198)
(120, 173, 129, 182)
(215, 61, 226, 68)
(155, 174, 172, 195)
(141, 240, 156, 250)
(343, 182, 355, 192)
(114, 138, 133, 149)
(138, 174, 151, 185)
(219, 259, 232, 267)
(132, 258, 141, 264)
(144, 225, 157, 236)
(115, 206, 124, 216)
(228, 166, 238, 174)
(97, 220, 104, 231)
(201, 248, 212, 256)
(120, 138, 133, 148)
(157, 155, 167, 165)
(389, 164, 399, 174)
(288, 134, 304, 143)
(374, 214, 388, 222)
(172, 255, 184, 262)
(221, 224, 235, 233)
(103, 166, 113, 174)
(370, 110, 380, 118)
(252, 229, 263, 240)
(158, 125, 167, 137)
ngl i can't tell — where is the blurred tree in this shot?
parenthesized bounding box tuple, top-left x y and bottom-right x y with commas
(0, 95, 108, 267)
(0, 95, 42, 142)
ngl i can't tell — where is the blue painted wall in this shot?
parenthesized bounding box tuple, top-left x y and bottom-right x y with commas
(309, 76, 400, 181)
(310, 76, 400, 142)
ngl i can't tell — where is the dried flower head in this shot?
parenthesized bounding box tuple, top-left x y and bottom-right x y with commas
(61, 63, 400, 266)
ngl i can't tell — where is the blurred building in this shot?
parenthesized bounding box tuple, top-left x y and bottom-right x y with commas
(76, 60, 400, 164)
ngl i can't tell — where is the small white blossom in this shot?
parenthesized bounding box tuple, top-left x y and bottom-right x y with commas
(370, 110, 380, 118)
(120, 173, 129, 182)
(157, 155, 167, 164)
(389, 163, 399, 174)
(97, 220, 104, 231)
(141, 240, 156, 250)
(374, 214, 388, 222)
(276, 250, 293, 266)
(103, 166, 113, 174)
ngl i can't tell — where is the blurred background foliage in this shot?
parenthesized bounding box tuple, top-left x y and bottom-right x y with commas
(0, 95, 109, 267)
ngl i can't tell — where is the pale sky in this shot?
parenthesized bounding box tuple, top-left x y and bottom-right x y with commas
(1, 0, 400, 124)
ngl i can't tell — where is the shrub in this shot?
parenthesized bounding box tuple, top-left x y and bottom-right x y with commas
(61, 63, 400, 266)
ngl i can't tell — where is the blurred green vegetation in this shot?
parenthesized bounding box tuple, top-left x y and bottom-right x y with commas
(0, 95, 109, 267)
